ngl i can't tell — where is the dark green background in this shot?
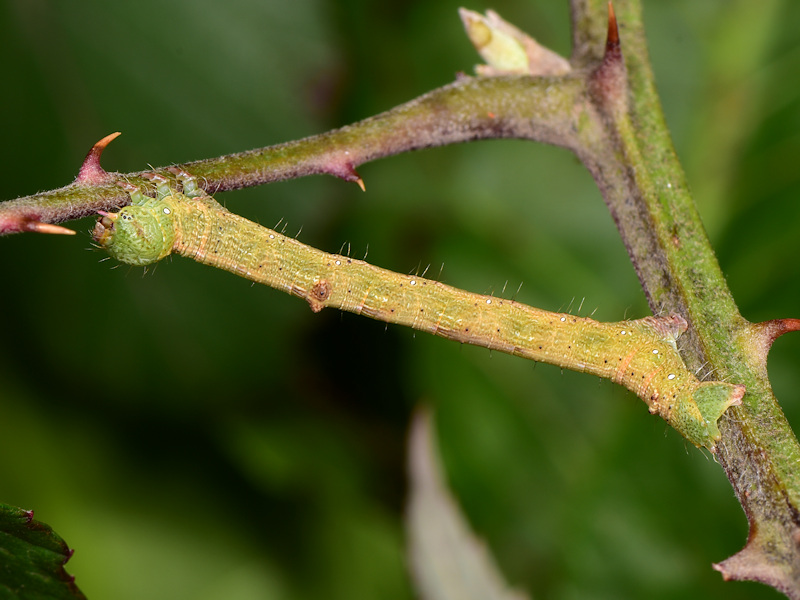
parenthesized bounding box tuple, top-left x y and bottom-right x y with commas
(1, 0, 798, 598)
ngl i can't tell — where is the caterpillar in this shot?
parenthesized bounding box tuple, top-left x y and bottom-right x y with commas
(93, 170, 744, 451)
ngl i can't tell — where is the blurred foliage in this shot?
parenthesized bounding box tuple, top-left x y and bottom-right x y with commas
(0, 503, 86, 599)
(0, 0, 798, 598)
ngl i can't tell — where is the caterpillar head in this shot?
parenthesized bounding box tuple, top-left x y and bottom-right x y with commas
(93, 201, 176, 266)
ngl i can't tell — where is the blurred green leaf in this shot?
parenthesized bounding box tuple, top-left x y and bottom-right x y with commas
(0, 504, 86, 600)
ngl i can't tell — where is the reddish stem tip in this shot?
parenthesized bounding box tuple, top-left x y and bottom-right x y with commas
(75, 131, 121, 184)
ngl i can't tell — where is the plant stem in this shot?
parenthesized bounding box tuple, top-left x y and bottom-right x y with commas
(0, 0, 798, 594)
(575, 0, 800, 594)
(0, 76, 586, 234)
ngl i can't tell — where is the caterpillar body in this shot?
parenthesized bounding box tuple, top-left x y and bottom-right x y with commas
(93, 171, 744, 450)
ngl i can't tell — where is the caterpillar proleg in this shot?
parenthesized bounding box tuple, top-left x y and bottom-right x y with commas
(93, 171, 744, 450)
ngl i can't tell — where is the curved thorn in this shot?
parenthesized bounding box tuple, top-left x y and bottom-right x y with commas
(356, 177, 366, 192)
(753, 318, 800, 347)
(24, 221, 76, 235)
(75, 131, 121, 184)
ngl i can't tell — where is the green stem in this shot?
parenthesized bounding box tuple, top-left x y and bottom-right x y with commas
(0, 75, 586, 234)
(576, 0, 800, 594)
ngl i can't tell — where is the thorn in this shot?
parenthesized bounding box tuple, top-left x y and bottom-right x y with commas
(601, 2, 622, 67)
(327, 160, 365, 188)
(712, 528, 780, 588)
(23, 221, 76, 235)
(589, 2, 627, 115)
(753, 318, 800, 347)
(75, 132, 121, 184)
(606, 2, 620, 54)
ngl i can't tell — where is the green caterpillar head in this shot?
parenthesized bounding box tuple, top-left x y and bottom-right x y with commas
(93, 200, 176, 266)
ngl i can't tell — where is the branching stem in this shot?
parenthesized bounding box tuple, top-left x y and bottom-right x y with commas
(0, 0, 799, 596)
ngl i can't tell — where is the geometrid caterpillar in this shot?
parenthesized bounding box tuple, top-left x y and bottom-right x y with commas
(93, 170, 744, 451)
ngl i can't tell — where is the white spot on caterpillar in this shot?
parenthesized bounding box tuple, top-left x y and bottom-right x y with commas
(668, 373, 676, 380)
(560, 316, 566, 322)
(335, 260, 341, 266)
(410, 280, 417, 286)
(163, 207, 171, 215)
(620, 330, 627, 335)
(652, 349, 659, 354)
(269, 234, 275, 239)
(486, 298, 492, 304)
